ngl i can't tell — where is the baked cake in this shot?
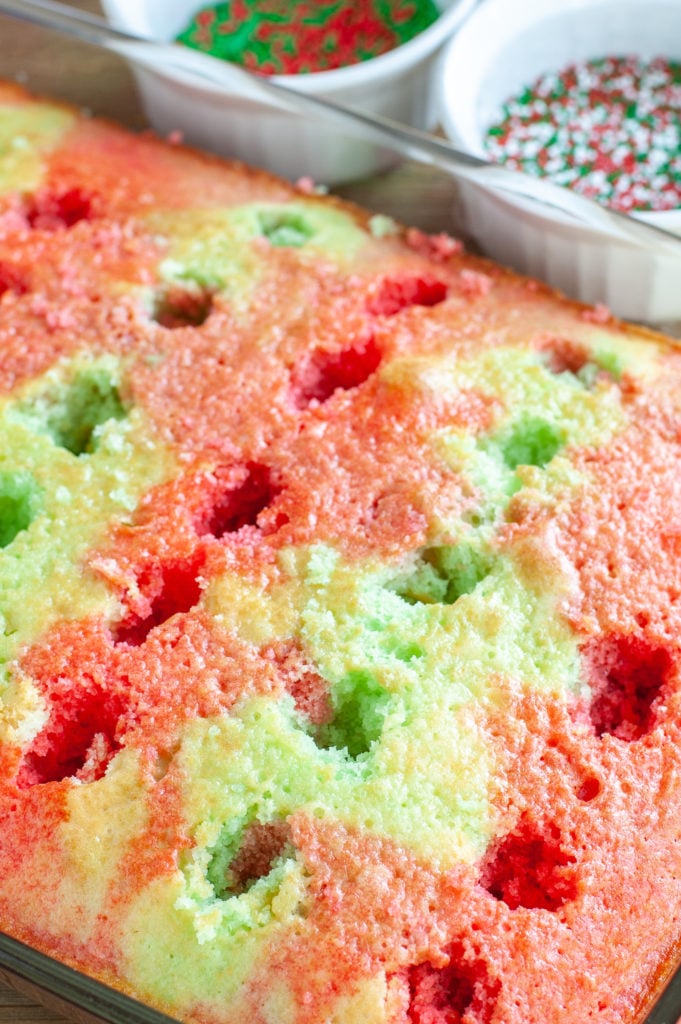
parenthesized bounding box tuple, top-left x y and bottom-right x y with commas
(0, 82, 681, 1024)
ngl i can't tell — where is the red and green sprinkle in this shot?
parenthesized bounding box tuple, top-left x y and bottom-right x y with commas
(176, 0, 440, 76)
(485, 56, 681, 213)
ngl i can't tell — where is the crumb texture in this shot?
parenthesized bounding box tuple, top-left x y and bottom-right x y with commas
(0, 80, 679, 1024)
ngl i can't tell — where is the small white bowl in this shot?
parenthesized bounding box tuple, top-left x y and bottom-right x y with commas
(438, 0, 681, 328)
(102, 0, 478, 186)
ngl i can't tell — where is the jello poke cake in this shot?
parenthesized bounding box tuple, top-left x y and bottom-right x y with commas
(1, 81, 681, 1024)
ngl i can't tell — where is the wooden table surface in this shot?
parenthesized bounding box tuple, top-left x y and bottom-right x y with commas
(0, 985, 69, 1023)
(0, 3, 465, 1022)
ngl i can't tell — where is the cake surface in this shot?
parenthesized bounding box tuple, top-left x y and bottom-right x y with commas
(1, 82, 681, 1024)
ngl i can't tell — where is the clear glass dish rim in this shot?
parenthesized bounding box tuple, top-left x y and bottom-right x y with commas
(1, 926, 681, 1024)
(0, 930, 179, 1024)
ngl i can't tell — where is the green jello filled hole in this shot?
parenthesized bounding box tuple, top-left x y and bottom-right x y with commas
(496, 415, 564, 471)
(0, 470, 41, 548)
(316, 669, 391, 758)
(392, 543, 494, 606)
(258, 209, 314, 248)
(20, 366, 128, 457)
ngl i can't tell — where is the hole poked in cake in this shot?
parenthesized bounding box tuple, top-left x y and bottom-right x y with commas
(291, 335, 382, 408)
(263, 640, 333, 728)
(391, 543, 494, 606)
(537, 337, 621, 387)
(536, 337, 591, 378)
(152, 282, 216, 328)
(257, 208, 314, 247)
(366, 274, 448, 317)
(0, 261, 28, 300)
(16, 689, 125, 787)
(0, 471, 41, 548)
(315, 670, 391, 758)
(21, 365, 128, 456)
(24, 187, 95, 231)
(479, 820, 578, 911)
(113, 558, 204, 646)
(207, 817, 294, 899)
(582, 634, 673, 741)
(197, 463, 282, 538)
(406, 943, 499, 1024)
(496, 415, 564, 471)
(576, 775, 602, 802)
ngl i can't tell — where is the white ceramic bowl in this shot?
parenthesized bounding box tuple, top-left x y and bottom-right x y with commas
(102, 0, 478, 186)
(438, 0, 681, 328)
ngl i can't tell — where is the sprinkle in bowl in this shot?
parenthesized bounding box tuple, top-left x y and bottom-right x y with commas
(101, 0, 478, 186)
(438, 0, 681, 328)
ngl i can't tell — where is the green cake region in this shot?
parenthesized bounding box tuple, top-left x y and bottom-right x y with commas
(146, 200, 368, 317)
(0, 97, 74, 195)
(0, 353, 177, 731)
(119, 538, 579, 1016)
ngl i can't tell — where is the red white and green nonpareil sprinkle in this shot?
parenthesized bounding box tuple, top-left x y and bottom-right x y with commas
(176, 0, 440, 76)
(485, 56, 681, 212)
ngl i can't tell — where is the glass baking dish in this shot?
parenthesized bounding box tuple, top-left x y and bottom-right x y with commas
(0, 931, 179, 1023)
(0, 4, 680, 1024)
(1, 922, 681, 1024)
